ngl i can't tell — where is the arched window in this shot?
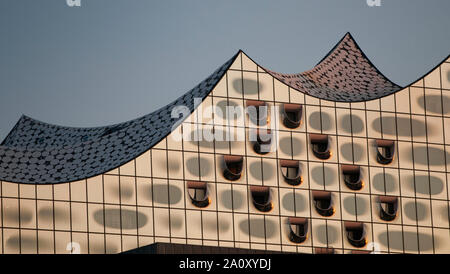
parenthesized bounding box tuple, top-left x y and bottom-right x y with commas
(223, 155, 244, 181)
(315, 247, 335, 254)
(282, 103, 303, 128)
(312, 190, 334, 217)
(342, 165, 363, 190)
(187, 181, 210, 208)
(376, 139, 395, 164)
(249, 186, 273, 212)
(280, 160, 302, 186)
(310, 134, 331, 160)
(246, 100, 269, 126)
(378, 196, 398, 221)
(344, 221, 367, 248)
(288, 217, 308, 243)
(253, 129, 272, 155)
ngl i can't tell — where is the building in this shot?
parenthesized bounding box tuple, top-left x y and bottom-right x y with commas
(0, 33, 449, 254)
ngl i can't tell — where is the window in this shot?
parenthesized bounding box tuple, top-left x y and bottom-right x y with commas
(280, 160, 302, 186)
(253, 129, 272, 155)
(282, 103, 303, 128)
(315, 247, 335, 254)
(223, 155, 244, 181)
(312, 190, 334, 217)
(249, 186, 273, 212)
(187, 181, 210, 208)
(341, 165, 363, 190)
(288, 217, 308, 243)
(310, 134, 331, 160)
(378, 196, 398, 221)
(246, 100, 269, 126)
(376, 139, 395, 164)
(344, 221, 367, 248)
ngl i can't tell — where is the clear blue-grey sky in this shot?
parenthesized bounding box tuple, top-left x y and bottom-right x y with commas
(1, 0, 449, 140)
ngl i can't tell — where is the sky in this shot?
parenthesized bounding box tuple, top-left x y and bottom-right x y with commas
(0, 0, 449, 140)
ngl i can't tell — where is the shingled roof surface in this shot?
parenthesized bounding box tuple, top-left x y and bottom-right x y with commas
(0, 33, 409, 184)
(0, 53, 238, 184)
(265, 33, 402, 102)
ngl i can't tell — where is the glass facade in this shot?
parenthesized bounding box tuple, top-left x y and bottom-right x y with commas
(0, 48, 449, 254)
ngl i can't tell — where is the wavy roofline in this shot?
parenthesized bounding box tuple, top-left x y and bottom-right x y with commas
(243, 33, 402, 102)
(327, 32, 402, 89)
(400, 52, 450, 89)
(0, 52, 241, 148)
(316, 33, 450, 93)
(1, 31, 449, 184)
(5, 33, 448, 140)
(2, 32, 450, 153)
(245, 32, 449, 103)
(0, 52, 240, 184)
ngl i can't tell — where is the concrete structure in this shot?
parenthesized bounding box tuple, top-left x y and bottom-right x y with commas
(0, 33, 449, 254)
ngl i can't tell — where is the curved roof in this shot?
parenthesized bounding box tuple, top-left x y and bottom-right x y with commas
(0, 33, 403, 151)
(0, 53, 238, 184)
(263, 32, 402, 102)
(0, 32, 447, 184)
(1, 115, 129, 149)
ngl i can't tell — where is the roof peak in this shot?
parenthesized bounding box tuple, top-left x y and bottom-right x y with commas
(254, 32, 403, 102)
(315, 32, 359, 66)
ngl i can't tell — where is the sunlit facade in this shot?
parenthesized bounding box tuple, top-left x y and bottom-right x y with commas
(0, 33, 449, 254)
